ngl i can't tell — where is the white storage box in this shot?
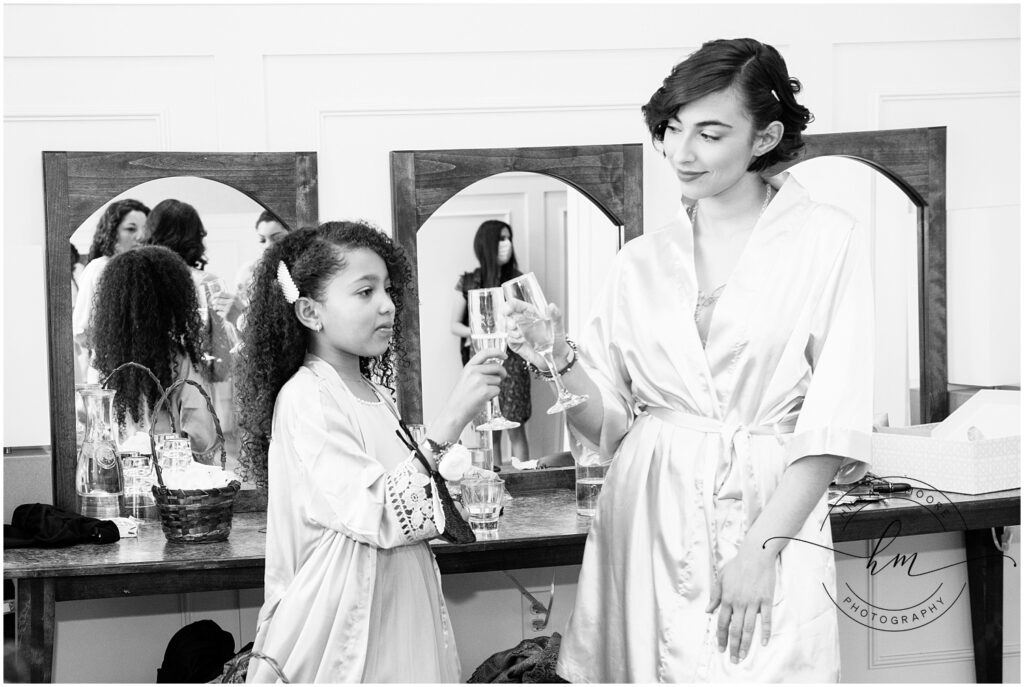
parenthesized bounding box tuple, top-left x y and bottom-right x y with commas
(871, 424, 1020, 495)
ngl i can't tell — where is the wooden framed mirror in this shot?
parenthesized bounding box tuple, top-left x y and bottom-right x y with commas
(770, 126, 948, 425)
(44, 151, 318, 512)
(390, 143, 643, 427)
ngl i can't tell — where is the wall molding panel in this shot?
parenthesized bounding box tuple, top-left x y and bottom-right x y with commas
(4, 112, 170, 148)
(875, 89, 1019, 130)
(316, 103, 638, 151)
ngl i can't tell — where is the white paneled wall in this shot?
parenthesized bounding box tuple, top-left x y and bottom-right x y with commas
(3, 3, 1019, 683)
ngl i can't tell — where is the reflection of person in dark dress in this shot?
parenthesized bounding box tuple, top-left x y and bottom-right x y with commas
(452, 220, 532, 464)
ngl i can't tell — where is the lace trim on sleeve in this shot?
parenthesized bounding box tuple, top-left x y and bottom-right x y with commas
(385, 458, 438, 543)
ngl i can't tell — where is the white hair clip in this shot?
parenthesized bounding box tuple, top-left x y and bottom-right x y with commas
(770, 89, 780, 102)
(277, 261, 300, 304)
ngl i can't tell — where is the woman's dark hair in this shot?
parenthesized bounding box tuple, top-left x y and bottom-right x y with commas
(642, 37, 814, 173)
(473, 219, 519, 287)
(235, 220, 413, 488)
(87, 199, 150, 261)
(255, 209, 289, 231)
(144, 199, 209, 269)
(90, 245, 204, 428)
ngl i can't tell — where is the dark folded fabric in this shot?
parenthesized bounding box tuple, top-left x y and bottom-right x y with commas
(3, 503, 119, 549)
(469, 632, 568, 683)
(157, 619, 235, 683)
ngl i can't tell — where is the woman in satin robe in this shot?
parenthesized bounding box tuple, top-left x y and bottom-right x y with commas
(507, 38, 873, 682)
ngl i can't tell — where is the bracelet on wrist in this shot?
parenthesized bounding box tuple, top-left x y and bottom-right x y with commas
(426, 437, 454, 458)
(528, 338, 578, 380)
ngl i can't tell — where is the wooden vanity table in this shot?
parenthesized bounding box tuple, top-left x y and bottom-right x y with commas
(6, 480, 1019, 683)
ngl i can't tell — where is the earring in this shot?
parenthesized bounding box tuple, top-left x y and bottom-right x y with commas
(313, 322, 322, 332)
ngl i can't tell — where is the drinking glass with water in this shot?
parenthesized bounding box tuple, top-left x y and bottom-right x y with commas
(460, 477, 505, 534)
(575, 450, 608, 517)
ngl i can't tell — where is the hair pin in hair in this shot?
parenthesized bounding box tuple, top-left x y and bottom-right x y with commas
(277, 261, 300, 304)
(770, 89, 780, 102)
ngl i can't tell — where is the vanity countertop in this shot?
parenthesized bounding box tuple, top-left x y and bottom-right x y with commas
(4, 486, 1019, 579)
(2, 488, 591, 579)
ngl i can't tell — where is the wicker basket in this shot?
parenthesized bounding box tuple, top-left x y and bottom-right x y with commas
(147, 376, 240, 544)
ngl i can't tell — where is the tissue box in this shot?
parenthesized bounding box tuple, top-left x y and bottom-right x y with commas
(871, 424, 1020, 494)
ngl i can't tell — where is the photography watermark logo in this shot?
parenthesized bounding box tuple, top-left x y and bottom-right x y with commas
(769, 477, 1016, 632)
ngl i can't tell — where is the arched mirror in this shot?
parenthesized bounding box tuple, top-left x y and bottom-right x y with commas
(768, 127, 948, 425)
(786, 157, 921, 426)
(416, 171, 621, 459)
(44, 151, 318, 512)
(390, 143, 644, 441)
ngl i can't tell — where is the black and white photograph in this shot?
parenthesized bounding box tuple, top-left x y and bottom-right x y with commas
(2, 1, 1020, 683)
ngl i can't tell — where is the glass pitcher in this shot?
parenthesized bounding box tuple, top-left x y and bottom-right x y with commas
(75, 387, 123, 518)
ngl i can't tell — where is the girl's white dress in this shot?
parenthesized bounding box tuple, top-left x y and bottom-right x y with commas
(555, 175, 874, 683)
(247, 355, 460, 683)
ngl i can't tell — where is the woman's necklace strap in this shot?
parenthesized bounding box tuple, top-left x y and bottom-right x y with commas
(688, 181, 772, 226)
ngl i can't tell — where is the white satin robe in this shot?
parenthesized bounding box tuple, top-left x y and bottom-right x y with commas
(247, 355, 460, 683)
(556, 175, 874, 683)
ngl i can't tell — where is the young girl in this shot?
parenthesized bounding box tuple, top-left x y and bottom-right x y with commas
(236, 221, 505, 683)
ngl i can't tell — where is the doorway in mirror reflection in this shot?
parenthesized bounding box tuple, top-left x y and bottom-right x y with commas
(417, 171, 620, 463)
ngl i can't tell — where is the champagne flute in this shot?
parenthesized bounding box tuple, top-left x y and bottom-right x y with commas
(501, 273, 587, 414)
(467, 288, 520, 431)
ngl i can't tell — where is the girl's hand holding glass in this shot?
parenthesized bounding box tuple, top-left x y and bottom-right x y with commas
(439, 348, 507, 434)
(467, 288, 520, 431)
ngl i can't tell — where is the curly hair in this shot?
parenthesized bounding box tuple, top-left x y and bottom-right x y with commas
(90, 245, 204, 428)
(234, 220, 414, 489)
(87, 199, 150, 261)
(642, 37, 814, 173)
(144, 199, 209, 269)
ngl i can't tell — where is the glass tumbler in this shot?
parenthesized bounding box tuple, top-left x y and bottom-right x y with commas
(460, 477, 506, 534)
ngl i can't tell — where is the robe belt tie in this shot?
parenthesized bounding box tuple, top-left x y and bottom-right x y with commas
(643, 406, 795, 584)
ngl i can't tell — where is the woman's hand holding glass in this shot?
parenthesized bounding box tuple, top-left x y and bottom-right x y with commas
(503, 300, 564, 369)
(205, 278, 234, 319)
(502, 272, 587, 414)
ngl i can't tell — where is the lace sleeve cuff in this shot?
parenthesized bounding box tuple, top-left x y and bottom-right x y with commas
(385, 458, 438, 543)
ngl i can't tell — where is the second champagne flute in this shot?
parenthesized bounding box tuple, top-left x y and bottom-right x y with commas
(501, 273, 587, 414)
(467, 288, 520, 431)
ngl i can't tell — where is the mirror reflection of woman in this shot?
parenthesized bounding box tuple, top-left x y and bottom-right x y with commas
(90, 245, 218, 461)
(507, 38, 873, 682)
(143, 198, 240, 452)
(452, 220, 531, 464)
(143, 199, 235, 323)
(71, 198, 150, 382)
(232, 209, 291, 330)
